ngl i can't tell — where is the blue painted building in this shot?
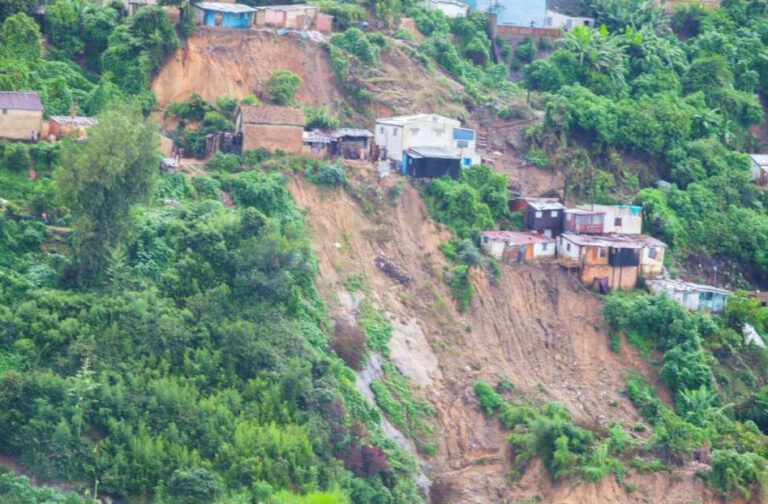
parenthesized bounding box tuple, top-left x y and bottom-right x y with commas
(194, 2, 256, 29)
(461, 0, 547, 27)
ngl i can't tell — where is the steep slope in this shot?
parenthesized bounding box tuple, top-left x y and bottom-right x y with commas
(152, 28, 468, 121)
(287, 165, 729, 503)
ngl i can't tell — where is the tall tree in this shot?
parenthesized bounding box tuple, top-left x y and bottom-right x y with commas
(56, 102, 159, 283)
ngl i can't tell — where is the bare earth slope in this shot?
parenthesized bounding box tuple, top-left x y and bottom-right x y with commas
(152, 28, 468, 121)
(288, 165, 730, 504)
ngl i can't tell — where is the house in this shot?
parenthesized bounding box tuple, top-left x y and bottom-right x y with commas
(576, 204, 643, 234)
(544, 10, 594, 29)
(0, 91, 43, 141)
(480, 230, 555, 263)
(303, 128, 373, 159)
(646, 279, 732, 313)
(194, 2, 256, 28)
(425, 0, 469, 17)
(750, 154, 768, 186)
(563, 208, 605, 234)
(254, 4, 333, 31)
(470, 0, 547, 27)
(557, 233, 641, 291)
(235, 105, 305, 153)
(402, 147, 460, 179)
(374, 113, 480, 168)
(633, 235, 667, 277)
(519, 198, 564, 237)
(48, 116, 96, 140)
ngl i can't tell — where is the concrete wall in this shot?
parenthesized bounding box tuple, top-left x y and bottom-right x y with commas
(600, 207, 643, 234)
(426, 0, 468, 17)
(533, 241, 555, 258)
(557, 236, 581, 261)
(480, 236, 505, 259)
(544, 10, 593, 29)
(375, 116, 464, 162)
(242, 123, 304, 153)
(639, 246, 665, 277)
(0, 109, 42, 141)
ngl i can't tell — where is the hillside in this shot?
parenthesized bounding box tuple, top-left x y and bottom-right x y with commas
(152, 28, 471, 124)
(286, 165, 727, 504)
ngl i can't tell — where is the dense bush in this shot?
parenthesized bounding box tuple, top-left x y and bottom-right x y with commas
(266, 70, 302, 105)
(4, 143, 30, 171)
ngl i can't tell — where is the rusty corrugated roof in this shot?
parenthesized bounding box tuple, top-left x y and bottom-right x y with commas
(239, 105, 305, 126)
(0, 91, 42, 111)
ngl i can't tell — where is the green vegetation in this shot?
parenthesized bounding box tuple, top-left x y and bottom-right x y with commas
(523, 1, 768, 280)
(266, 70, 302, 106)
(0, 101, 424, 503)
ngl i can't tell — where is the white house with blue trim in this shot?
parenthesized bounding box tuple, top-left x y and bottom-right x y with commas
(374, 113, 480, 171)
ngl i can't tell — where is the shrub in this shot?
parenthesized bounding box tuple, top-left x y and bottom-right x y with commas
(307, 163, 347, 186)
(393, 29, 414, 41)
(304, 105, 340, 129)
(266, 70, 302, 105)
(474, 380, 502, 415)
(167, 467, 224, 504)
(191, 175, 220, 200)
(202, 110, 234, 131)
(206, 153, 242, 173)
(709, 450, 768, 499)
(4, 143, 30, 171)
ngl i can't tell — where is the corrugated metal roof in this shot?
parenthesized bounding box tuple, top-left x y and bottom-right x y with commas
(50, 116, 97, 126)
(0, 91, 42, 111)
(303, 128, 373, 143)
(560, 233, 643, 249)
(526, 198, 565, 211)
(376, 113, 461, 127)
(195, 2, 256, 13)
(482, 230, 555, 245)
(407, 146, 459, 159)
(647, 279, 731, 296)
(238, 105, 304, 126)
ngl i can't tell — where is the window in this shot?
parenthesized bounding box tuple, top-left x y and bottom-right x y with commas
(1, 109, 6, 115)
(598, 247, 606, 258)
(393, 128, 398, 136)
(482, 236, 488, 243)
(648, 247, 657, 259)
(566, 243, 571, 252)
(550, 210, 558, 218)
(566, 214, 572, 221)
(457, 140, 469, 148)
(535, 211, 543, 218)
(541, 243, 548, 251)
(614, 217, 622, 227)
(410, 128, 420, 135)
(379, 126, 384, 133)
(434, 128, 444, 137)
(463, 158, 471, 166)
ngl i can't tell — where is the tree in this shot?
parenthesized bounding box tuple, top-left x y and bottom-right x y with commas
(266, 70, 302, 105)
(167, 468, 224, 504)
(55, 102, 159, 283)
(4, 143, 31, 171)
(0, 12, 41, 62)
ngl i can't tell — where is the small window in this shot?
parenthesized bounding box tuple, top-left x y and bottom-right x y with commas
(566, 214, 572, 221)
(541, 243, 548, 251)
(379, 126, 384, 133)
(482, 236, 488, 243)
(1, 108, 6, 115)
(410, 128, 420, 135)
(648, 247, 657, 259)
(457, 140, 469, 148)
(550, 210, 558, 218)
(566, 243, 571, 252)
(614, 217, 622, 227)
(598, 247, 606, 258)
(393, 128, 398, 136)
(434, 128, 444, 137)
(535, 211, 543, 218)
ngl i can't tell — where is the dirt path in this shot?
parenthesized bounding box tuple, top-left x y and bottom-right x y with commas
(286, 164, 724, 503)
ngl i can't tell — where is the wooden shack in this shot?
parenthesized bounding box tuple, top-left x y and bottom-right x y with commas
(480, 230, 556, 263)
(557, 233, 641, 291)
(522, 198, 565, 237)
(235, 105, 305, 154)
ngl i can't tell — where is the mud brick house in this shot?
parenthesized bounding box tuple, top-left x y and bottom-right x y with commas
(303, 128, 373, 159)
(194, 2, 256, 28)
(0, 91, 43, 141)
(563, 208, 605, 234)
(576, 204, 643, 234)
(235, 105, 305, 154)
(647, 279, 731, 313)
(480, 230, 555, 263)
(750, 154, 768, 186)
(557, 233, 641, 291)
(514, 197, 565, 237)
